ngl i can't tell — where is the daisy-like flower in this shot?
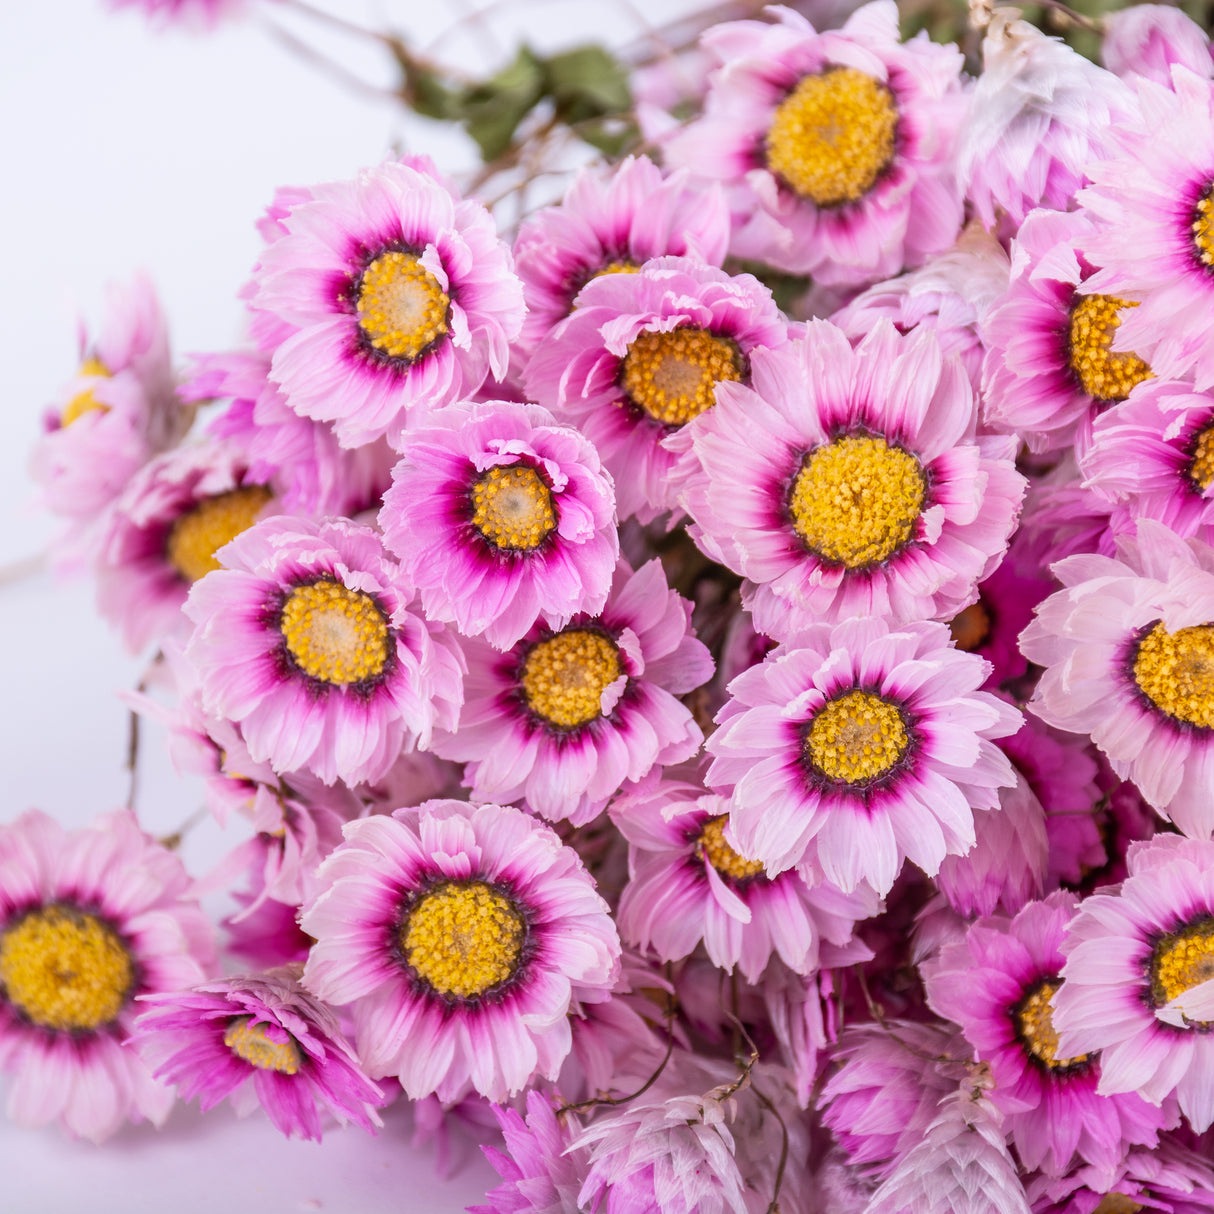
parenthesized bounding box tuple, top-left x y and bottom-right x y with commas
(686, 320, 1024, 636)
(707, 616, 1020, 893)
(184, 514, 463, 787)
(431, 559, 713, 825)
(132, 967, 383, 1142)
(1027, 1141, 1214, 1214)
(97, 442, 275, 653)
(188, 350, 395, 518)
(958, 10, 1136, 231)
(512, 155, 731, 353)
(982, 208, 1154, 456)
(923, 892, 1169, 1177)
(1102, 5, 1214, 88)
(524, 256, 788, 523)
(1054, 835, 1214, 1133)
(31, 274, 187, 544)
(1020, 520, 1214, 838)
(379, 401, 618, 650)
(1080, 66, 1214, 390)
(1083, 378, 1214, 544)
(665, 0, 966, 285)
(612, 774, 878, 981)
(300, 800, 620, 1103)
(0, 809, 214, 1142)
(250, 159, 524, 448)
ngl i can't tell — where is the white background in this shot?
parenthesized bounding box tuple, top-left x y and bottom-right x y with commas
(0, 0, 703, 1209)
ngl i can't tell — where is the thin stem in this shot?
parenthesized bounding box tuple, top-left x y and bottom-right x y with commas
(158, 807, 209, 852)
(125, 701, 141, 812)
(751, 1082, 790, 1214)
(279, 0, 388, 43)
(854, 965, 954, 1065)
(0, 552, 45, 589)
(263, 19, 399, 101)
(558, 967, 677, 1114)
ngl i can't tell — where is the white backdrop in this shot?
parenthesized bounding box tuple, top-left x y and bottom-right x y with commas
(0, 1, 701, 1209)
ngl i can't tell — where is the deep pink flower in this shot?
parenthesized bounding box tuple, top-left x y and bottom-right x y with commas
(686, 320, 1025, 636)
(133, 967, 383, 1141)
(300, 800, 620, 1103)
(524, 255, 788, 522)
(707, 617, 1020, 893)
(0, 809, 215, 1142)
(431, 559, 712, 825)
(184, 515, 463, 787)
(512, 155, 731, 353)
(666, 1, 966, 285)
(924, 892, 1171, 1176)
(379, 400, 618, 650)
(250, 160, 524, 447)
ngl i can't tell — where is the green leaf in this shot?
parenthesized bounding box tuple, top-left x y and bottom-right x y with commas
(577, 116, 638, 158)
(545, 45, 632, 125)
(461, 45, 546, 161)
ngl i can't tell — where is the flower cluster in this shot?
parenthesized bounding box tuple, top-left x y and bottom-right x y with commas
(17, 2, 1214, 1211)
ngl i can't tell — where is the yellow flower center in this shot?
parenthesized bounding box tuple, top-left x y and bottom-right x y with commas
(789, 434, 926, 569)
(471, 465, 557, 551)
(805, 690, 910, 786)
(766, 67, 898, 207)
(1150, 917, 1214, 1021)
(61, 357, 112, 427)
(1015, 979, 1089, 1069)
(620, 327, 746, 426)
(1188, 424, 1214, 492)
(950, 600, 992, 652)
(356, 250, 450, 362)
(1067, 294, 1151, 403)
(1192, 188, 1214, 271)
(521, 629, 622, 729)
(1093, 1197, 1144, 1214)
(401, 880, 525, 1000)
(697, 816, 765, 883)
(165, 485, 274, 584)
(1132, 622, 1214, 729)
(280, 578, 390, 687)
(223, 1016, 302, 1074)
(0, 905, 133, 1032)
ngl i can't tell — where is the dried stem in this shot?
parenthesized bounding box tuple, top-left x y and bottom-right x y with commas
(751, 1081, 790, 1214)
(158, 807, 209, 852)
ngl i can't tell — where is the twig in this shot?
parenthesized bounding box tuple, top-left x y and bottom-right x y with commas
(751, 1082, 790, 1214)
(158, 807, 209, 852)
(279, 0, 389, 43)
(854, 965, 953, 1064)
(0, 552, 45, 589)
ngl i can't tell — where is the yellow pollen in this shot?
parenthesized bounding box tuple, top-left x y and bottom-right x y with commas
(1132, 622, 1214, 729)
(1015, 980, 1089, 1069)
(1189, 425, 1214, 492)
(471, 465, 557, 551)
(280, 578, 390, 687)
(356, 250, 449, 361)
(522, 629, 622, 729)
(223, 1016, 302, 1074)
(0, 906, 133, 1032)
(766, 67, 897, 207)
(1192, 190, 1214, 270)
(1150, 918, 1214, 1018)
(165, 485, 274, 584)
(697, 816, 765, 882)
(1093, 1198, 1144, 1214)
(789, 435, 925, 569)
(596, 259, 639, 280)
(402, 881, 525, 999)
(1067, 294, 1151, 403)
(61, 357, 112, 427)
(950, 601, 992, 652)
(620, 327, 745, 426)
(805, 690, 909, 785)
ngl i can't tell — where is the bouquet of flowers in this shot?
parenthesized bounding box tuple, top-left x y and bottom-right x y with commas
(10, 0, 1214, 1209)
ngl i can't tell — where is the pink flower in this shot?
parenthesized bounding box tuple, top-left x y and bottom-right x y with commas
(666, 1, 966, 285)
(431, 559, 713, 825)
(0, 810, 215, 1142)
(300, 800, 620, 1103)
(133, 967, 383, 1141)
(707, 617, 1020, 893)
(1102, 5, 1214, 87)
(686, 320, 1025, 635)
(184, 515, 463, 787)
(379, 401, 618, 650)
(250, 160, 524, 448)
(524, 255, 788, 522)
